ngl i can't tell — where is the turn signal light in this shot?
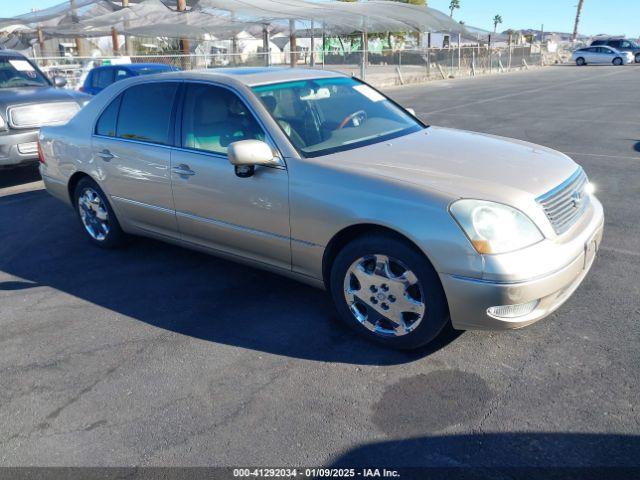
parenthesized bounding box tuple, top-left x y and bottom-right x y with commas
(487, 300, 539, 319)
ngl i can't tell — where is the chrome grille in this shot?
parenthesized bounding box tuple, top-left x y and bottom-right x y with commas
(537, 168, 589, 235)
(8, 102, 79, 129)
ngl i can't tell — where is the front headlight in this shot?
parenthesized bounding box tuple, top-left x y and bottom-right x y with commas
(450, 199, 544, 254)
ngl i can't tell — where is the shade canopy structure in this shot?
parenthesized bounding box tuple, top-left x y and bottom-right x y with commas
(0, 0, 477, 40)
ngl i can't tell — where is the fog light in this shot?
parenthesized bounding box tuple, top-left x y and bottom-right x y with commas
(487, 300, 539, 319)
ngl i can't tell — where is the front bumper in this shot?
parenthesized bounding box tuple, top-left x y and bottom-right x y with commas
(0, 129, 39, 167)
(441, 197, 604, 331)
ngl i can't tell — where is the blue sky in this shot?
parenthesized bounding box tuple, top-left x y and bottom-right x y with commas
(428, 0, 639, 38)
(5, 0, 640, 39)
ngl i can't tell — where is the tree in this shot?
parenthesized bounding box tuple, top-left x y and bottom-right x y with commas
(449, 0, 460, 18)
(493, 14, 503, 33)
(572, 0, 584, 41)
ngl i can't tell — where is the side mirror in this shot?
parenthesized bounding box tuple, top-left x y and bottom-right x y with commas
(53, 76, 67, 88)
(406, 107, 416, 117)
(227, 139, 277, 178)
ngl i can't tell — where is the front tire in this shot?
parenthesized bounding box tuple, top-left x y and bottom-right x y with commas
(613, 57, 623, 66)
(635, 53, 640, 63)
(576, 57, 586, 66)
(73, 177, 126, 248)
(329, 234, 450, 350)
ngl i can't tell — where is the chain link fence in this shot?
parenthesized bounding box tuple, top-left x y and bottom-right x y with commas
(33, 44, 554, 90)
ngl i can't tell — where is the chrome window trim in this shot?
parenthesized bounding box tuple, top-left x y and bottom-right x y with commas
(92, 133, 174, 150)
(169, 145, 286, 171)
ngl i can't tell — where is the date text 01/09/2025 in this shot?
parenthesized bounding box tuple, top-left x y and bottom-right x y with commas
(232, 468, 401, 477)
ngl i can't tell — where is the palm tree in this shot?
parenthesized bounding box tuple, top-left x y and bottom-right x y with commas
(449, 0, 460, 18)
(572, 0, 584, 41)
(493, 14, 503, 33)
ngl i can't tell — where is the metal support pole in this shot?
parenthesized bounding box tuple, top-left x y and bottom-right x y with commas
(263, 26, 271, 67)
(488, 33, 492, 73)
(177, 0, 190, 69)
(111, 27, 120, 55)
(37, 27, 45, 60)
(321, 24, 325, 69)
(360, 30, 366, 80)
(540, 23, 545, 66)
(310, 20, 315, 67)
(122, 0, 133, 56)
(426, 32, 431, 78)
(508, 32, 512, 70)
(289, 19, 297, 67)
(457, 33, 461, 75)
(70, 0, 83, 57)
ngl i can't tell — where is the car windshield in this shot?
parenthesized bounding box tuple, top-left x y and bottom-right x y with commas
(0, 57, 50, 88)
(252, 77, 423, 157)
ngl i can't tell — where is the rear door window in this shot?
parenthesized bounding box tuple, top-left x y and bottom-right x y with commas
(93, 69, 114, 89)
(116, 82, 178, 145)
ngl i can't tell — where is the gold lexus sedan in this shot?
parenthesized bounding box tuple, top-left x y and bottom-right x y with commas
(38, 68, 604, 349)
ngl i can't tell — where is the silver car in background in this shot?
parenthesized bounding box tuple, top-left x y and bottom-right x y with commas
(572, 45, 634, 66)
(0, 50, 89, 168)
(38, 68, 604, 349)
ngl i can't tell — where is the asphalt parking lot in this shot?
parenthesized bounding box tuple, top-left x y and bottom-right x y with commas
(1, 65, 639, 470)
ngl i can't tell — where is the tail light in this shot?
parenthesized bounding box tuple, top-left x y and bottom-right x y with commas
(79, 86, 85, 92)
(37, 140, 45, 164)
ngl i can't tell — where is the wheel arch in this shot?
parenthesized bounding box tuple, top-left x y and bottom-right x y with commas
(321, 223, 435, 290)
(67, 171, 94, 203)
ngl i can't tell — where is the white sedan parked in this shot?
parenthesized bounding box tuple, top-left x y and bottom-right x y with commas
(572, 45, 634, 66)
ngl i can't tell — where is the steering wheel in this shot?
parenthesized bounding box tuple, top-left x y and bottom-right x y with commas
(338, 110, 367, 129)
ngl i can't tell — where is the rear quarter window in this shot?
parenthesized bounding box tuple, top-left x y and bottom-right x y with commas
(93, 69, 114, 89)
(95, 95, 121, 137)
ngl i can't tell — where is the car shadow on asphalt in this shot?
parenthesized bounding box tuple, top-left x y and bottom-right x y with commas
(328, 432, 640, 476)
(0, 164, 41, 189)
(330, 432, 640, 480)
(0, 190, 462, 366)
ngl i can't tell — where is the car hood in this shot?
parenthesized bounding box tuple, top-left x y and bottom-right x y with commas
(325, 126, 578, 202)
(0, 86, 88, 110)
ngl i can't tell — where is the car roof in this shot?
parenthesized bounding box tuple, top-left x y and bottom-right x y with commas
(127, 63, 175, 70)
(155, 67, 347, 87)
(0, 50, 28, 58)
(92, 63, 173, 71)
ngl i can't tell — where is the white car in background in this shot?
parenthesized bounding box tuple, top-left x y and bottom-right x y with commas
(572, 45, 634, 66)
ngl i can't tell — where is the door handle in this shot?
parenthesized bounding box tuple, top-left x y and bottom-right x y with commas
(97, 149, 117, 161)
(172, 164, 196, 176)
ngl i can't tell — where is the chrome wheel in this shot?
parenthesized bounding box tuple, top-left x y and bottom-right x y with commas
(77, 187, 110, 241)
(343, 254, 426, 337)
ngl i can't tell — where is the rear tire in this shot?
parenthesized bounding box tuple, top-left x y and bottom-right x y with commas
(613, 57, 623, 66)
(329, 233, 450, 350)
(73, 177, 126, 249)
(576, 57, 586, 66)
(635, 53, 640, 63)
